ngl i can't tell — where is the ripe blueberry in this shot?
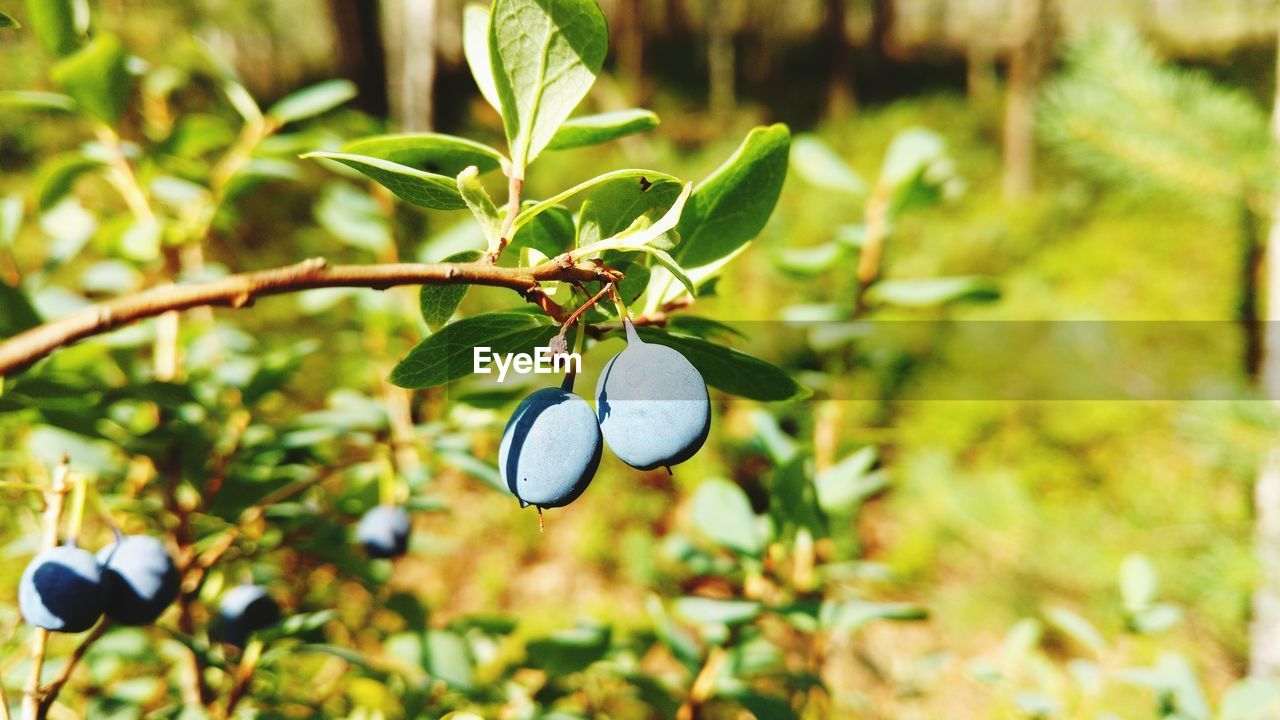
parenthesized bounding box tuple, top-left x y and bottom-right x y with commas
(595, 320, 710, 471)
(356, 505, 411, 558)
(499, 386, 602, 508)
(218, 584, 280, 648)
(97, 535, 180, 626)
(19, 545, 106, 633)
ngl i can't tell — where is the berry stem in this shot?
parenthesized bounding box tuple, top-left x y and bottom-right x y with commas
(377, 453, 398, 506)
(64, 473, 87, 547)
(22, 455, 71, 720)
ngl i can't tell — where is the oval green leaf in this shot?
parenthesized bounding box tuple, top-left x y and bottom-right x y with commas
(489, 0, 608, 171)
(342, 133, 505, 177)
(302, 151, 465, 210)
(391, 311, 556, 389)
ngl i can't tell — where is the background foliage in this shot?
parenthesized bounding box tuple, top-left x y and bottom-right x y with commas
(2, 0, 1280, 718)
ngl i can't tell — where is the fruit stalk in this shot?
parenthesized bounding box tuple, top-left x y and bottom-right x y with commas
(21, 455, 71, 720)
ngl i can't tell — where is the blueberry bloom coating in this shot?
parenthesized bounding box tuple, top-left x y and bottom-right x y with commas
(219, 584, 280, 648)
(97, 535, 181, 626)
(595, 322, 710, 471)
(356, 505, 412, 558)
(500, 387, 602, 508)
(19, 545, 106, 633)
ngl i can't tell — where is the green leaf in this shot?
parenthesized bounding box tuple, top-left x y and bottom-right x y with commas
(577, 173, 683, 248)
(391, 311, 556, 389)
(636, 328, 808, 402)
(820, 600, 926, 632)
(457, 166, 501, 241)
(691, 478, 763, 557)
(426, 630, 475, 690)
(1120, 554, 1158, 612)
(814, 447, 885, 514)
(673, 597, 761, 626)
(577, 183, 695, 294)
(880, 127, 946, 188)
(865, 276, 999, 308)
(0, 11, 19, 28)
(314, 183, 392, 254)
(51, 34, 130, 125)
(1220, 678, 1280, 720)
(1045, 606, 1108, 656)
(547, 109, 659, 151)
(302, 152, 465, 210)
(0, 195, 23, 246)
(513, 169, 679, 232)
(508, 202, 572, 256)
(525, 626, 611, 676)
(463, 3, 502, 111)
(489, 0, 608, 171)
(791, 134, 866, 195)
(266, 79, 356, 124)
(0, 281, 41, 339)
(772, 455, 825, 537)
(420, 250, 483, 330)
(37, 153, 106, 211)
(342, 133, 505, 177)
(24, 0, 77, 54)
(775, 242, 850, 276)
(674, 124, 790, 269)
(0, 91, 76, 111)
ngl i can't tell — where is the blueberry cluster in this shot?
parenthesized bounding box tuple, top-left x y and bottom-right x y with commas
(500, 320, 711, 510)
(19, 534, 179, 633)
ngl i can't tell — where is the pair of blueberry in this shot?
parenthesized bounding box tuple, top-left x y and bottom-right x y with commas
(20, 535, 280, 649)
(499, 320, 711, 510)
(19, 535, 179, 633)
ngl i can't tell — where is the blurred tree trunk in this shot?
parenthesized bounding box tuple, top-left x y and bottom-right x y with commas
(383, 0, 437, 131)
(1248, 22, 1280, 680)
(1002, 0, 1043, 199)
(617, 0, 647, 105)
(823, 0, 856, 117)
(327, 0, 389, 117)
(707, 0, 735, 116)
(865, 0, 895, 99)
(964, 0, 997, 103)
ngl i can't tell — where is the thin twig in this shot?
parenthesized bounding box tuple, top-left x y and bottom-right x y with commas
(34, 620, 110, 717)
(0, 258, 622, 375)
(21, 456, 71, 720)
(674, 645, 728, 720)
(485, 173, 525, 264)
(221, 639, 262, 719)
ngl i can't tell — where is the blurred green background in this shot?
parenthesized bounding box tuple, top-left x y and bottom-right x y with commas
(3, 0, 1280, 718)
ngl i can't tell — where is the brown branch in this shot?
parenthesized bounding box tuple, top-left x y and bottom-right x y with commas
(0, 258, 622, 376)
(35, 620, 110, 718)
(220, 639, 262, 719)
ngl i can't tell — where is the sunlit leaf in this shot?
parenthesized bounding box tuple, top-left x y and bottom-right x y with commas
(302, 151, 465, 210)
(489, 0, 607, 170)
(342, 133, 505, 177)
(266, 79, 356, 124)
(391, 312, 556, 389)
(51, 34, 130, 124)
(547, 109, 659, 151)
(420, 250, 484, 330)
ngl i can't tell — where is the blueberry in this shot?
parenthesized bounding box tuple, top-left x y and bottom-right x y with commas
(218, 584, 280, 648)
(355, 505, 411, 558)
(595, 320, 710, 471)
(499, 386, 602, 508)
(19, 545, 106, 633)
(97, 535, 180, 626)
